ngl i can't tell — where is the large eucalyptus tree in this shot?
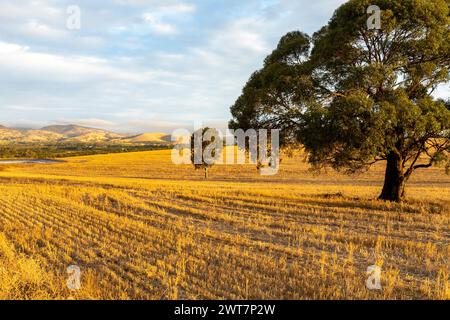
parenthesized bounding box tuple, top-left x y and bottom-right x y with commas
(230, 0, 450, 202)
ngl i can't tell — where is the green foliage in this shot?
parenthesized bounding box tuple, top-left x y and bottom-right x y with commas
(229, 0, 450, 201)
(0, 143, 169, 159)
(229, 31, 314, 145)
(190, 128, 221, 177)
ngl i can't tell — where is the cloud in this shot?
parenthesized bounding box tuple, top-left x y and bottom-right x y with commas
(434, 84, 450, 100)
(0, 0, 446, 135)
(143, 13, 178, 35)
(0, 0, 63, 23)
(20, 20, 68, 39)
(55, 118, 118, 128)
(210, 18, 270, 54)
(161, 3, 196, 14)
(4, 105, 51, 111)
(0, 41, 148, 83)
(109, 2, 196, 36)
(0, 2, 274, 133)
(0, 42, 29, 54)
(114, 0, 195, 11)
(140, 2, 196, 35)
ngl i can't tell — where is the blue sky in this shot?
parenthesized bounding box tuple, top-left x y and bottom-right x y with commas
(0, 0, 448, 133)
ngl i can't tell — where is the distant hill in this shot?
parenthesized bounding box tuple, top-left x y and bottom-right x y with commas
(0, 124, 173, 145)
(120, 133, 172, 144)
(41, 125, 126, 143)
(41, 125, 103, 137)
(19, 130, 65, 143)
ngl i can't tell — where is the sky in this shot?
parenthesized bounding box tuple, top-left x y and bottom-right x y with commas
(0, 0, 448, 134)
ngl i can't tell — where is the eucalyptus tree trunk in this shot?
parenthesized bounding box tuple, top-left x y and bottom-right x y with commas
(379, 152, 405, 202)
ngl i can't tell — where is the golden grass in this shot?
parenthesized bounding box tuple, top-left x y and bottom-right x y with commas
(0, 149, 448, 300)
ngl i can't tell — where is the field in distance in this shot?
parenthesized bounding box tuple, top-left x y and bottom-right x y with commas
(0, 149, 448, 299)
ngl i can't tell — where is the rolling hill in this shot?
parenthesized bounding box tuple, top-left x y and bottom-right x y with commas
(0, 124, 172, 145)
(119, 132, 172, 144)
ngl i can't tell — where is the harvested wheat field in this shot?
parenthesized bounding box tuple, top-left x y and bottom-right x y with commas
(0, 149, 448, 300)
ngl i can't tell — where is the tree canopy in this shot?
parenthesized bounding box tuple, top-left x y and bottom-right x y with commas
(230, 0, 450, 202)
(190, 127, 222, 179)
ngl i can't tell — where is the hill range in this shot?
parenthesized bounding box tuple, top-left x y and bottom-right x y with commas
(0, 124, 172, 145)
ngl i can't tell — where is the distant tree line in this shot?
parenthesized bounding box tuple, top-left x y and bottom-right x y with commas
(0, 143, 171, 159)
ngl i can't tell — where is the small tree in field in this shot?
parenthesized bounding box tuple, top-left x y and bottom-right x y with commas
(190, 127, 222, 179)
(230, 0, 450, 202)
